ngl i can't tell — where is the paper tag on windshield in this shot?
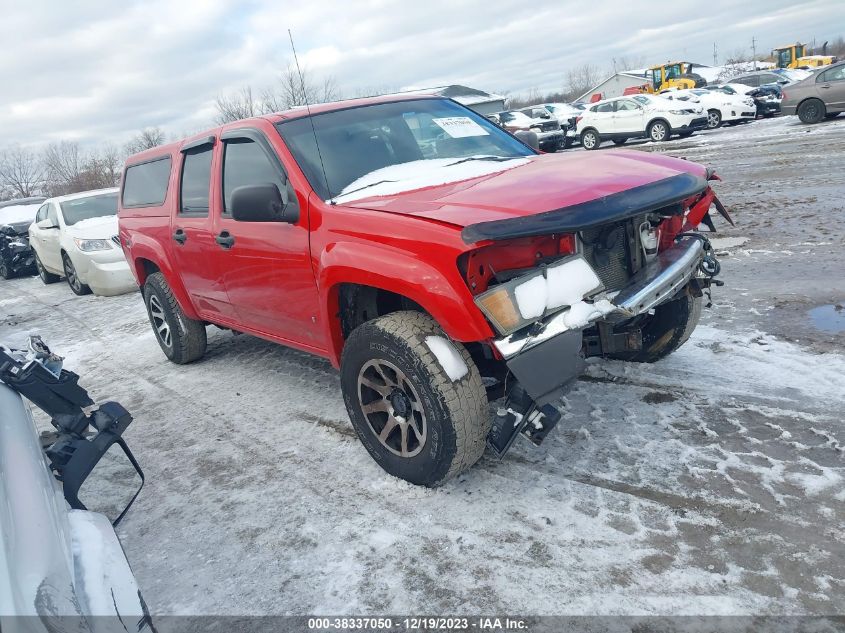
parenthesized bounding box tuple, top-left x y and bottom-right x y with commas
(432, 117, 489, 138)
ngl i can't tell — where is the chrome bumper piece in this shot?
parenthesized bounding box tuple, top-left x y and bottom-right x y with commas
(493, 238, 705, 359)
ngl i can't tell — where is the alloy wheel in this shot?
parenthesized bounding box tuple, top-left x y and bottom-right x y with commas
(148, 295, 172, 348)
(707, 111, 721, 128)
(651, 123, 667, 141)
(63, 256, 82, 292)
(357, 358, 427, 458)
(583, 132, 596, 149)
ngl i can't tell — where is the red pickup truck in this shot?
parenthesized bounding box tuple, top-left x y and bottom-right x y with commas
(118, 94, 728, 486)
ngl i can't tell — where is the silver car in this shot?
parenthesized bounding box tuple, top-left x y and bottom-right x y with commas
(781, 61, 845, 123)
(0, 338, 152, 631)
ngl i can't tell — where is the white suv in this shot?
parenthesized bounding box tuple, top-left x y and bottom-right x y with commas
(29, 188, 137, 296)
(661, 88, 756, 128)
(576, 94, 707, 150)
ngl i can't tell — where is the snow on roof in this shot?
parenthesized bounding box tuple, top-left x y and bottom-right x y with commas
(0, 202, 41, 224)
(48, 187, 119, 204)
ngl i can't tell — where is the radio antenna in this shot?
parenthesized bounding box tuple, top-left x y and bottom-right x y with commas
(288, 29, 334, 204)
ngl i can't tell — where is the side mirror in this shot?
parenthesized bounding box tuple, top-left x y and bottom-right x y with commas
(514, 130, 539, 151)
(231, 183, 299, 223)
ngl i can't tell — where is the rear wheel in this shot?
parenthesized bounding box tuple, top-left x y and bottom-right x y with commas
(35, 253, 60, 284)
(63, 254, 91, 296)
(340, 311, 489, 487)
(606, 291, 702, 363)
(612, 138, 628, 146)
(797, 99, 825, 124)
(143, 272, 207, 364)
(648, 120, 670, 142)
(706, 109, 722, 129)
(581, 129, 600, 150)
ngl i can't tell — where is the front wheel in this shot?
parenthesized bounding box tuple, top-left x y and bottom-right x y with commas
(0, 258, 12, 280)
(63, 254, 91, 296)
(581, 129, 601, 150)
(706, 109, 722, 129)
(648, 120, 670, 142)
(797, 99, 825, 124)
(340, 311, 489, 487)
(143, 272, 207, 364)
(35, 252, 60, 284)
(605, 291, 702, 363)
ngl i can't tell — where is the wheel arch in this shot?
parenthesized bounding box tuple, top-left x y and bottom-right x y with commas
(128, 238, 201, 320)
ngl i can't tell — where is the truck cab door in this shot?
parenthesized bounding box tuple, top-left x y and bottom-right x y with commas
(169, 136, 235, 320)
(214, 128, 325, 352)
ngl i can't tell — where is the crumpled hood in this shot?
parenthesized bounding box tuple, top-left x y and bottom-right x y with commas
(339, 150, 708, 228)
(65, 215, 118, 239)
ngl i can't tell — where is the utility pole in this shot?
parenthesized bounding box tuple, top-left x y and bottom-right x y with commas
(751, 36, 757, 70)
(713, 42, 718, 66)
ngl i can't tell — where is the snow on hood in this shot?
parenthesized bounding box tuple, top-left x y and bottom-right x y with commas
(65, 215, 118, 238)
(332, 156, 531, 204)
(0, 203, 41, 225)
(339, 150, 708, 228)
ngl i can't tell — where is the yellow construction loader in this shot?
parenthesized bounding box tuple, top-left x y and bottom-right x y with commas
(639, 62, 708, 93)
(773, 43, 837, 69)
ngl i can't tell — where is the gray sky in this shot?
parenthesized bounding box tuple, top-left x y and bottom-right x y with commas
(1, 0, 843, 148)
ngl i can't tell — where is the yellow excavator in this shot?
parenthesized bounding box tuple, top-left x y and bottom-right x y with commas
(773, 43, 837, 69)
(637, 62, 708, 94)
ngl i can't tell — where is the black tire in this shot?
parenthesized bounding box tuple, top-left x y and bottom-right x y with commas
(340, 311, 489, 487)
(561, 135, 572, 149)
(706, 109, 722, 129)
(679, 131, 694, 138)
(606, 291, 702, 363)
(797, 99, 825, 124)
(648, 119, 670, 142)
(62, 253, 92, 296)
(581, 129, 601, 150)
(0, 258, 12, 280)
(143, 272, 207, 364)
(35, 252, 60, 284)
(612, 138, 628, 146)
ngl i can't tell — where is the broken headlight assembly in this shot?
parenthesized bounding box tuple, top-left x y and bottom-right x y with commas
(474, 254, 604, 336)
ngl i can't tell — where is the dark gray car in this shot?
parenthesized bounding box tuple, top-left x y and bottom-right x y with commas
(781, 61, 845, 123)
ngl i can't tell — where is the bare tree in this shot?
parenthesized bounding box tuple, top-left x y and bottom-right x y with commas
(265, 65, 341, 111)
(0, 145, 43, 198)
(125, 127, 166, 155)
(43, 141, 83, 196)
(214, 86, 260, 124)
(565, 63, 603, 99)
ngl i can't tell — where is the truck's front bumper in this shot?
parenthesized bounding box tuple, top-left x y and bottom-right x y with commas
(493, 237, 706, 405)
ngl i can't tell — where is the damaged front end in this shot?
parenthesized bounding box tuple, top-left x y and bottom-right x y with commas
(0, 222, 37, 278)
(460, 171, 730, 457)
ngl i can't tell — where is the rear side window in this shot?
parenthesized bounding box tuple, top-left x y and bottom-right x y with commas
(180, 147, 213, 215)
(122, 157, 172, 207)
(593, 102, 613, 113)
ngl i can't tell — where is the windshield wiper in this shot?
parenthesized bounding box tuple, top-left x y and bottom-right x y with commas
(446, 156, 521, 167)
(334, 179, 398, 199)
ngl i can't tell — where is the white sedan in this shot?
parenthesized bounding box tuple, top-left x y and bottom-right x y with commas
(575, 94, 707, 150)
(661, 87, 757, 128)
(28, 188, 137, 296)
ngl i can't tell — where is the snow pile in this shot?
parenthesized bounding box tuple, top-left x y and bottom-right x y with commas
(0, 203, 41, 225)
(513, 257, 604, 319)
(425, 335, 468, 381)
(562, 298, 616, 329)
(332, 156, 530, 203)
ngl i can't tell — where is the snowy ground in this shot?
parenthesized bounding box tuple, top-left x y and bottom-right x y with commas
(1, 115, 844, 617)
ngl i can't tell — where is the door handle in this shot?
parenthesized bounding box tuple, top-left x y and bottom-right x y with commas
(215, 231, 235, 249)
(820, 84, 830, 89)
(173, 229, 187, 245)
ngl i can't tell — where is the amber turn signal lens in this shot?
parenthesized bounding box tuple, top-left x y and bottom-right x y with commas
(477, 287, 521, 332)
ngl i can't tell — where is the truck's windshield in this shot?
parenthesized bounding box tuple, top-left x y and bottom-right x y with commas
(276, 98, 534, 200)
